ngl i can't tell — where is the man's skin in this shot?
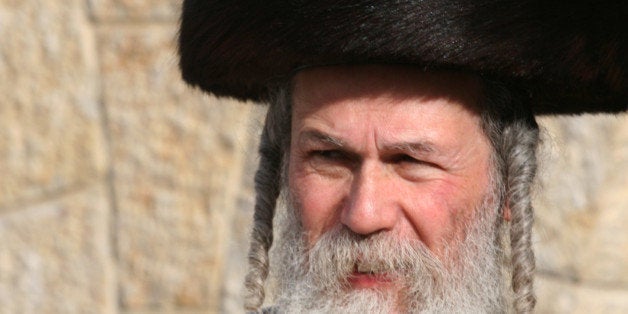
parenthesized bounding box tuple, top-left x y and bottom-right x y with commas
(287, 65, 498, 299)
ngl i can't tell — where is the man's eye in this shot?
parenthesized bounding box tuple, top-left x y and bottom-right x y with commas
(391, 154, 422, 164)
(312, 150, 345, 160)
(306, 150, 354, 177)
(389, 154, 443, 179)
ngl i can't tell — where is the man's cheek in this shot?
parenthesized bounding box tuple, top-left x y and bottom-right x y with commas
(403, 183, 466, 252)
(292, 175, 346, 245)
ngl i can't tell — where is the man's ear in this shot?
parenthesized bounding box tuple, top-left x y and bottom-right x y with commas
(503, 205, 511, 222)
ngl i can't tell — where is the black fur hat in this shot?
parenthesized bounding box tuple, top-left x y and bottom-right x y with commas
(178, 1, 627, 114)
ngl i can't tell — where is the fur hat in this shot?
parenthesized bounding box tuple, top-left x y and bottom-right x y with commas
(178, 0, 627, 114)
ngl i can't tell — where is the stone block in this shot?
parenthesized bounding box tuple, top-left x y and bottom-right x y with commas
(98, 24, 257, 311)
(0, 185, 114, 314)
(88, 0, 180, 22)
(115, 180, 217, 310)
(98, 24, 255, 191)
(0, 0, 105, 209)
(536, 275, 628, 313)
(534, 113, 628, 286)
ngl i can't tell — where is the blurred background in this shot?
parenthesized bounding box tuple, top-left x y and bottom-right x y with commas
(0, 1, 626, 313)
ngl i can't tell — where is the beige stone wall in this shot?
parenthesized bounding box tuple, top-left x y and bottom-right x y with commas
(0, 1, 625, 313)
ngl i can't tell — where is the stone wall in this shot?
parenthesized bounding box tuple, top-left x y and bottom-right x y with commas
(0, 1, 626, 313)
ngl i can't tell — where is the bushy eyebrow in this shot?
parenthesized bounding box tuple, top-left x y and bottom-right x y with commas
(384, 141, 437, 155)
(298, 129, 345, 148)
(297, 129, 441, 156)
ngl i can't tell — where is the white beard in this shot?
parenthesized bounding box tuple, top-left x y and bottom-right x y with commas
(268, 190, 511, 313)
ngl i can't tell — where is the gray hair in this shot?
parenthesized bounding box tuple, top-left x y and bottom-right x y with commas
(480, 80, 539, 313)
(243, 76, 540, 313)
(244, 86, 292, 311)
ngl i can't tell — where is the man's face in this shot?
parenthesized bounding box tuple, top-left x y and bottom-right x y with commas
(277, 65, 504, 312)
(289, 65, 493, 255)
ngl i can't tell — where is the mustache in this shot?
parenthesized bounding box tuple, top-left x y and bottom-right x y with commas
(303, 226, 447, 291)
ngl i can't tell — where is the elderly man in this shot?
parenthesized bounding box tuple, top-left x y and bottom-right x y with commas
(264, 65, 533, 313)
(178, 1, 626, 313)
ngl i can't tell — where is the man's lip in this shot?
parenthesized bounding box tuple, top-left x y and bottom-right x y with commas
(348, 271, 392, 288)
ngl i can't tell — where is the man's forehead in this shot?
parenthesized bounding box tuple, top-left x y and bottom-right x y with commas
(288, 65, 492, 167)
(292, 64, 483, 111)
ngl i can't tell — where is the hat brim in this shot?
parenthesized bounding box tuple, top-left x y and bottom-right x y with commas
(179, 0, 627, 115)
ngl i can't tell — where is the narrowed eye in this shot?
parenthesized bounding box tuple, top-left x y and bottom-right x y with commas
(390, 154, 422, 164)
(306, 149, 356, 176)
(312, 149, 346, 160)
(388, 154, 443, 174)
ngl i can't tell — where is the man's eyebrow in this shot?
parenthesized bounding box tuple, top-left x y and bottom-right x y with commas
(298, 130, 345, 147)
(297, 130, 439, 155)
(384, 141, 438, 155)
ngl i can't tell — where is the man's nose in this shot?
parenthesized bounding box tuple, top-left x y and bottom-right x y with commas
(340, 162, 398, 235)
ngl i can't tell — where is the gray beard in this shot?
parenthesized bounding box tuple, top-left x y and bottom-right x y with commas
(268, 190, 511, 314)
